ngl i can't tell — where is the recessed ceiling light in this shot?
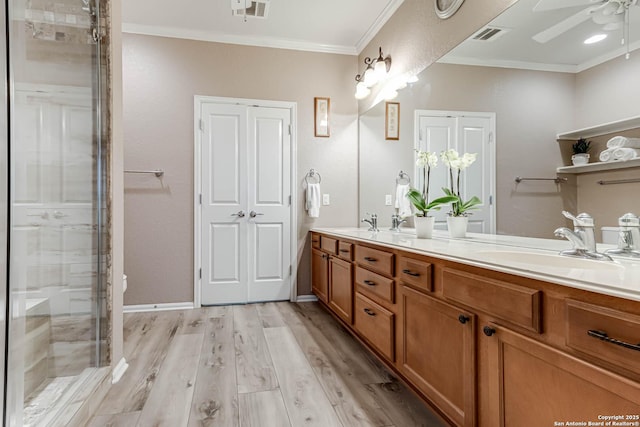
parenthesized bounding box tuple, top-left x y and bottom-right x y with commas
(584, 34, 607, 45)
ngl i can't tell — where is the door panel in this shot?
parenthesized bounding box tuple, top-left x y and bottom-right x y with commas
(201, 104, 248, 305)
(200, 102, 291, 305)
(417, 111, 495, 234)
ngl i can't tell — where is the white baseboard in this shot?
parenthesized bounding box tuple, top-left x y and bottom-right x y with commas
(123, 302, 195, 313)
(295, 295, 318, 302)
(112, 357, 129, 384)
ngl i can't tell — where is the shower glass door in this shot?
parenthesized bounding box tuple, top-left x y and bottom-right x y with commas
(5, 0, 106, 425)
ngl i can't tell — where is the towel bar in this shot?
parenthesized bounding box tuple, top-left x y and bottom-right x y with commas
(598, 178, 640, 185)
(125, 169, 164, 177)
(515, 176, 567, 184)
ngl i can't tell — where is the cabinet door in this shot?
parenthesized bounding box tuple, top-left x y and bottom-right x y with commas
(311, 248, 329, 303)
(329, 257, 353, 324)
(398, 285, 476, 427)
(483, 324, 640, 427)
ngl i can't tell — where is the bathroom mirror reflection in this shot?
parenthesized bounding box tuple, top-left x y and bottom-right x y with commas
(359, 0, 640, 241)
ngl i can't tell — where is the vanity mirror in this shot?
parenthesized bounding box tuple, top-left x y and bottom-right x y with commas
(359, 0, 640, 240)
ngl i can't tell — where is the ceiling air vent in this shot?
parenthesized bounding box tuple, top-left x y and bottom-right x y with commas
(471, 26, 510, 42)
(232, 0, 270, 19)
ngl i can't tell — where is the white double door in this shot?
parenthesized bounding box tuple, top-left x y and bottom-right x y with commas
(415, 110, 496, 233)
(198, 100, 292, 305)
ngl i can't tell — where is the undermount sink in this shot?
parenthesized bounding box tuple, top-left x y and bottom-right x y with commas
(476, 250, 624, 272)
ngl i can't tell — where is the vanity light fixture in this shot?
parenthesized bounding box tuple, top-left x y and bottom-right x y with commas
(354, 47, 392, 99)
(584, 33, 608, 44)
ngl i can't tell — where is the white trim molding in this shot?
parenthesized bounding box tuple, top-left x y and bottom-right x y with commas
(111, 357, 129, 384)
(122, 23, 357, 55)
(355, 0, 405, 54)
(123, 302, 195, 313)
(295, 295, 318, 303)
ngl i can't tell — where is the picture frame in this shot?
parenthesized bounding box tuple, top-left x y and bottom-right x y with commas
(314, 97, 330, 137)
(385, 102, 400, 140)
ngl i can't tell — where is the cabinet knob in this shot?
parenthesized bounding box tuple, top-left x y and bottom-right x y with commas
(458, 314, 470, 324)
(483, 326, 496, 337)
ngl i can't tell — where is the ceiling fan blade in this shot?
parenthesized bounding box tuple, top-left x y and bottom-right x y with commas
(532, 7, 593, 43)
(533, 0, 601, 12)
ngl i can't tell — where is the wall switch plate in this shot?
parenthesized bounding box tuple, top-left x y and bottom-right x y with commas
(322, 194, 330, 205)
(385, 195, 393, 206)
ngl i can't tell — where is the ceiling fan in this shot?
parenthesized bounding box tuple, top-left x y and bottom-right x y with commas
(532, 0, 638, 44)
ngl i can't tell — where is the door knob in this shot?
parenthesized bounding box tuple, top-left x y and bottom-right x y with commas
(231, 211, 246, 218)
(249, 211, 264, 218)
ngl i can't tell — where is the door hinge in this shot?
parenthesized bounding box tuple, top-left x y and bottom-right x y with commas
(288, 124, 291, 135)
(289, 265, 292, 277)
(199, 268, 202, 279)
(288, 195, 291, 206)
(199, 194, 202, 204)
(199, 119, 204, 131)
(489, 195, 493, 205)
(488, 132, 494, 143)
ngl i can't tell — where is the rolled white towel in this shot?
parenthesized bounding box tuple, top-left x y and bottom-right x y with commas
(612, 147, 640, 161)
(606, 136, 640, 149)
(394, 184, 412, 218)
(599, 148, 614, 162)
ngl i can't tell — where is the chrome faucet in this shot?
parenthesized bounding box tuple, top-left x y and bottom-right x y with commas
(554, 211, 612, 261)
(605, 213, 640, 258)
(389, 214, 407, 232)
(361, 213, 378, 232)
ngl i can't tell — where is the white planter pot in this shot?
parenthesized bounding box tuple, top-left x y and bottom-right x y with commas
(447, 216, 469, 238)
(571, 153, 590, 165)
(414, 216, 435, 239)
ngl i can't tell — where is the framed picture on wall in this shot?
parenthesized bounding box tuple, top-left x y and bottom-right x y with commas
(314, 97, 330, 137)
(385, 102, 400, 140)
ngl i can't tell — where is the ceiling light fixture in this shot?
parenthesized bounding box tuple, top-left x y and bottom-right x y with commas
(355, 47, 392, 99)
(584, 33, 608, 44)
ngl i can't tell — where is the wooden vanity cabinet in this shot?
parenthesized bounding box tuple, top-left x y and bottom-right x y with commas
(398, 284, 476, 427)
(311, 237, 353, 324)
(311, 232, 640, 427)
(481, 324, 640, 426)
(311, 248, 329, 303)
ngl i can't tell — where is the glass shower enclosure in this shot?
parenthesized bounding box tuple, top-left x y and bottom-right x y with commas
(3, 0, 107, 425)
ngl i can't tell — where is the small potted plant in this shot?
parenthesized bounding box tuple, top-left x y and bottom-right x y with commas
(441, 149, 482, 238)
(571, 138, 591, 165)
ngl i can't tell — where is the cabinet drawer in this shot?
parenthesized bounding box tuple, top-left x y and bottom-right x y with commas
(398, 256, 433, 292)
(442, 268, 542, 333)
(566, 299, 640, 378)
(355, 245, 394, 277)
(320, 236, 338, 255)
(355, 292, 395, 361)
(337, 241, 353, 261)
(355, 266, 394, 305)
(311, 233, 321, 249)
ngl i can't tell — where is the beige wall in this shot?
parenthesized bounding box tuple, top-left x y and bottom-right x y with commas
(122, 34, 358, 304)
(358, 0, 518, 112)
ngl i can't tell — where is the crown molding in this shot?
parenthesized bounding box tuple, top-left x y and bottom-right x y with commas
(355, 0, 405, 54)
(438, 55, 578, 73)
(122, 23, 358, 55)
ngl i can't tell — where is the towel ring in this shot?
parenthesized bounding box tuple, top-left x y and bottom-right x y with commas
(305, 169, 322, 184)
(396, 170, 411, 185)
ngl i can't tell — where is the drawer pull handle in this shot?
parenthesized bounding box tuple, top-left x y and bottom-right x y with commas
(312, 240, 319, 243)
(339, 249, 350, 253)
(364, 308, 376, 316)
(363, 280, 376, 286)
(364, 257, 377, 262)
(402, 269, 420, 277)
(458, 315, 470, 324)
(483, 326, 496, 337)
(587, 330, 640, 352)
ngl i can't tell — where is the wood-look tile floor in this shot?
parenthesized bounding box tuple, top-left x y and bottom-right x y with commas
(88, 302, 447, 427)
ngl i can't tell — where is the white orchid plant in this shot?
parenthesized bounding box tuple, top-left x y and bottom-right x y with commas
(440, 149, 482, 217)
(407, 150, 457, 217)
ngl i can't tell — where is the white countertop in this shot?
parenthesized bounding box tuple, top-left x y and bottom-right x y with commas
(312, 227, 640, 303)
